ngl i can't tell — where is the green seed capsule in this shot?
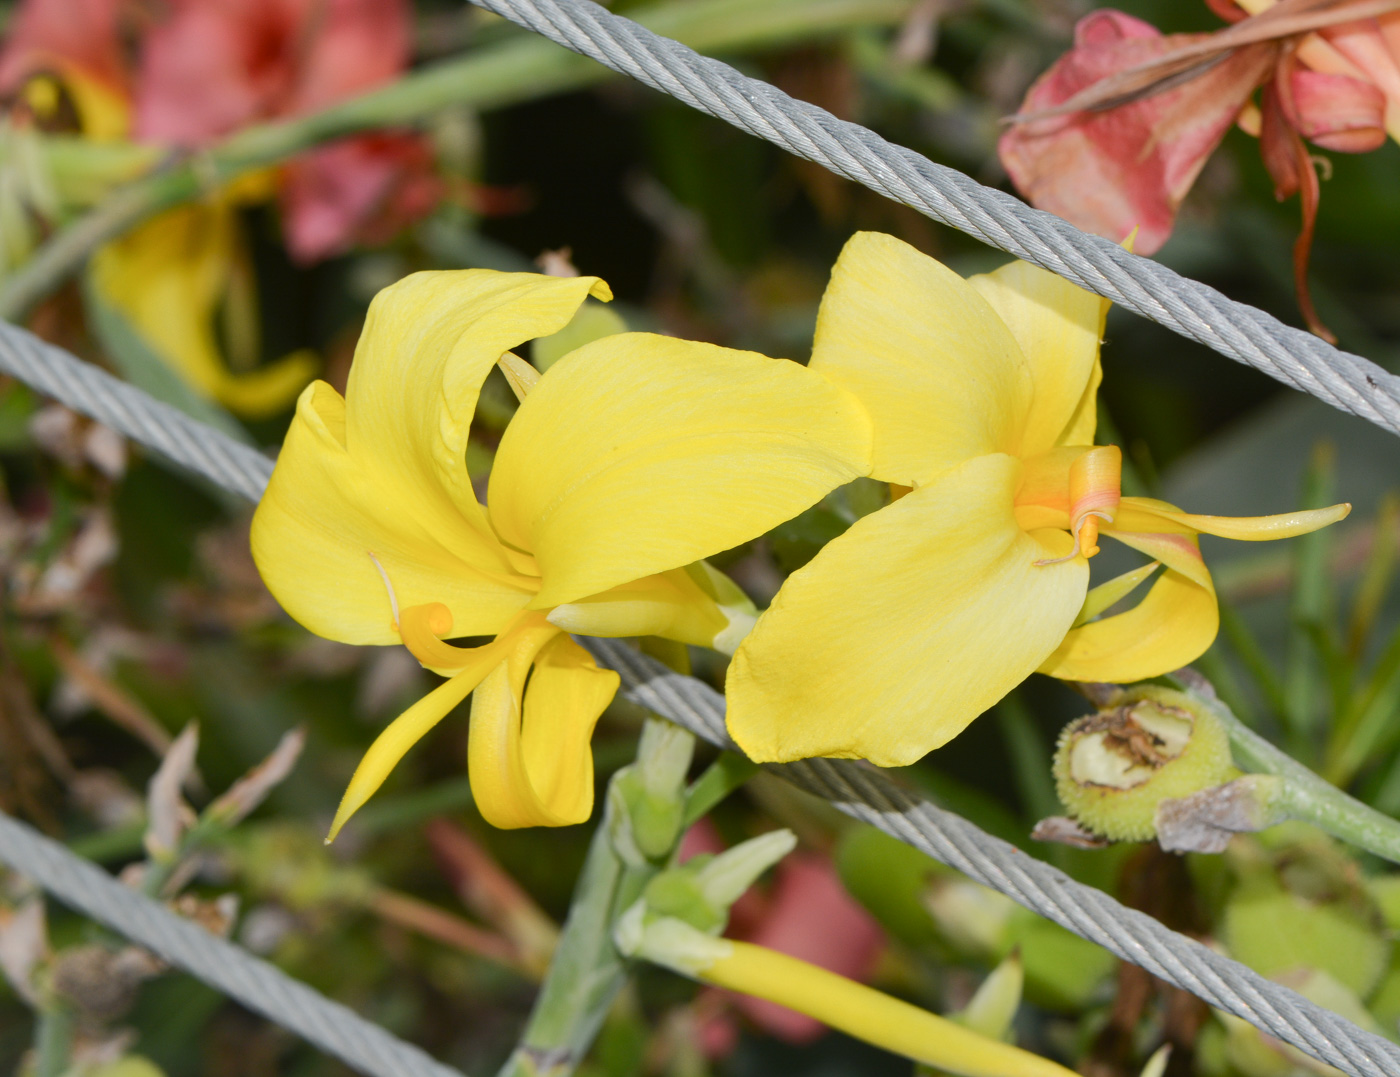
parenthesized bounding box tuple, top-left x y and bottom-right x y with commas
(1052, 686, 1234, 842)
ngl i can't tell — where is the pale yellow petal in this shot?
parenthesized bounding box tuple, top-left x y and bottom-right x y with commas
(968, 259, 1108, 454)
(467, 625, 615, 829)
(1039, 530, 1217, 684)
(808, 232, 1032, 485)
(1072, 561, 1159, 628)
(251, 382, 535, 645)
(546, 566, 731, 648)
(1115, 497, 1351, 541)
(489, 333, 870, 608)
(345, 269, 610, 535)
(726, 454, 1087, 766)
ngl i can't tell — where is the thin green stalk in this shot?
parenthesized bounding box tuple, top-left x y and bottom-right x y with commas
(496, 815, 652, 1077)
(682, 751, 759, 828)
(34, 1005, 75, 1077)
(0, 0, 918, 321)
(1178, 677, 1400, 865)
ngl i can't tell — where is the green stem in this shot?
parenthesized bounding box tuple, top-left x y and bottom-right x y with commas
(34, 1005, 75, 1077)
(1178, 678, 1400, 865)
(0, 0, 918, 321)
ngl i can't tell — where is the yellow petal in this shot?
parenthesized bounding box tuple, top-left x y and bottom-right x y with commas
(807, 232, 1032, 485)
(250, 381, 535, 645)
(489, 332, 870, 608)
(968, 258, 1108, 454)
(468, 628, 617, 829)
(326, 639, 507, 842)
(1039, 531, 1217, 683)
(91, 204, 316, 418)
(345, 269, 610, 536)
(726, 454, 1088, 766)
(1115, 497, 1351, 541)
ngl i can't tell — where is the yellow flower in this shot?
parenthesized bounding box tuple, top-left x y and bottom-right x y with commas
(251, 269, 870, 833)
(92, 200, 316, 419)
(726, 231, 1348, 766)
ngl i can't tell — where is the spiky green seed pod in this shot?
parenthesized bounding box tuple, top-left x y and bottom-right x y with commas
(1052, 686, 1234, 842)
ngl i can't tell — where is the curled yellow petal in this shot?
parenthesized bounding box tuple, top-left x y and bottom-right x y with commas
(700, 941, 1077, 1077)
(467, 629, 618, 829)
(545, 567, 731, 648)
(1116, 497, 1351, 541)
(251, 381, 535, 646)
(1040, 531, 1217, 684)
(91, 204, 316, 418)
(326, 641, 506, 843)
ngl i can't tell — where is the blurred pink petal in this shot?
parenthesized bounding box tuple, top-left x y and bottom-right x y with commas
(733, 853, 885, 1045)
(287, 0, 409, 112)
(1284, 66, 1387, 149)
(999, 10, 1273, 253)
(0, 0, 127, 92)
(134, 0, 308, 143)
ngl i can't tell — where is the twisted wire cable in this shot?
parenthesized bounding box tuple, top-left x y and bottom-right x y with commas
(0, 813, 467, 1077)
(583, 638, 1400, 1077)
(468, 0, 1400, 440)
(0, 318, 1393, 1077)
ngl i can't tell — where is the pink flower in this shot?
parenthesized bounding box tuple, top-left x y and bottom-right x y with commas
(1000, 0, 1400, 340)
(133, 0, 440, 261)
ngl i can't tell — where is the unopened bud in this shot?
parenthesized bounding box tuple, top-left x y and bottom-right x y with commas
(1053, 687, 1233, 842)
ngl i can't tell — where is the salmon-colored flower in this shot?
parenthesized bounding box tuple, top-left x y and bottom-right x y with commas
(1001, 0, 1400, 340)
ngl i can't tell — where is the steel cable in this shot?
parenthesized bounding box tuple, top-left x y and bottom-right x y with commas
(468, 0, 1400, 439)
(0, 814, 467, 1077)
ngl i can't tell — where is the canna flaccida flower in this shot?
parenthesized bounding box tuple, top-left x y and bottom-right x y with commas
(250, 269, 868, 835)
(726, 232, 1349, 767)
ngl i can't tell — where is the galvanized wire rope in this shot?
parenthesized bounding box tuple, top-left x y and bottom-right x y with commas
(469, 0, 1400, 440)
(1, 316, 1398, 1077)
(0, 812, 467, 1077)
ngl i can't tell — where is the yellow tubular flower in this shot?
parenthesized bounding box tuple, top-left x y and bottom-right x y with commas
(726, 231, 1349, 766)
(250, 269, 870, 834)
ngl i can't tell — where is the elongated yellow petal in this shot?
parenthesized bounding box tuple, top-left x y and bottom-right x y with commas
(808, 232, 1032, 485)
(91, 204, 316, 418)
(727, 454, 1088, 766)
(345, 269, 609, 536)
(1072, 561, 1160, 628)
(700, 941, 1077, 1077)
(1115, 497, 1351, 541)
(467, 626, 616, 829)
(326, 639, 507, 842)
(968, 258, 1108, 454)
(251, 382, 536, 645)
(1039, 531, 1217, 683)
(489, 332, 870, 608)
